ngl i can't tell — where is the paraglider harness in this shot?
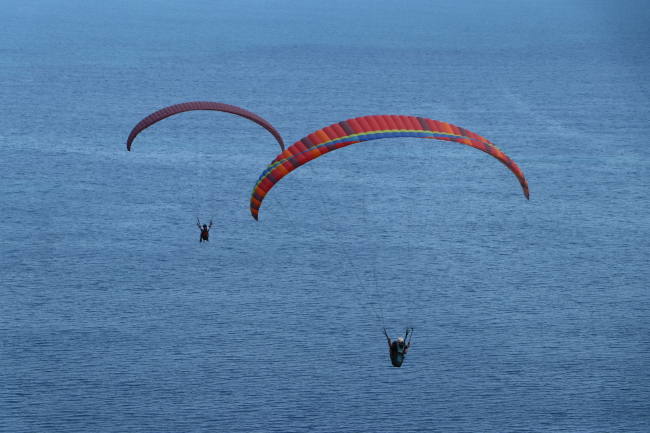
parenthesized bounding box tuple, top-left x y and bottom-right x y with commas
(199, 220, 212, 241)
(384, 327, 413, 367)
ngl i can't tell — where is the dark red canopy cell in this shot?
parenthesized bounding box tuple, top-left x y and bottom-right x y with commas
(126, 101, 284, 151)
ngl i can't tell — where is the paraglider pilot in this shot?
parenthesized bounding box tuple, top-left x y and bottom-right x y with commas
(384, 328, 411, 367)
(197, 220, 212, 243)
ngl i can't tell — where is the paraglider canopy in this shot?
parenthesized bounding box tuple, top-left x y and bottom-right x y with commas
(250, 114, 529, 220)
(126, 101, 285, 151)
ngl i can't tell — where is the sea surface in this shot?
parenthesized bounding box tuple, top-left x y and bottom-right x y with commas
(1, 1, 649, 432)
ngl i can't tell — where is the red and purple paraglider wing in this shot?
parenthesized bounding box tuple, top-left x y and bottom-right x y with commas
(126, 101, 284, 151)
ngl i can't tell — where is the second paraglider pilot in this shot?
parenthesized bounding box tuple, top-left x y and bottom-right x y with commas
(384, 328, 412, 367)
(198, 220, 212, 243)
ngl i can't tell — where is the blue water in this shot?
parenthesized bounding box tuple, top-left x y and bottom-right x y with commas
(2, 0, 649, 431)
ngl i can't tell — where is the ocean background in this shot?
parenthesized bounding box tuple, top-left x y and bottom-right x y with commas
(1, 0, 649, 431)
